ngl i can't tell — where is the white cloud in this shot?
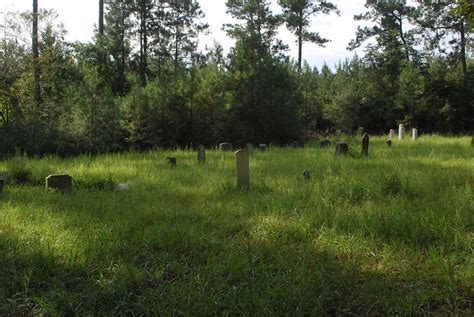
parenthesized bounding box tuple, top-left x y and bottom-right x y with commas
(2, 0, 368, 69)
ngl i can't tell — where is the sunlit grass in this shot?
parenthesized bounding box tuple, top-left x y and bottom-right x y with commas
(0, 136, 473, 315)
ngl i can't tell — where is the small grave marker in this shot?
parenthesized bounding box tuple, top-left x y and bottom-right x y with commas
(219, 142, 233, 151)
(471, 131, 474, 146)
(412, 128, 419, 141)
(335, 142, 349, 156)
(320, 139, 331, 148)
(389, 129, 396, 140)
(399, 124, 406, 140)
(386, 140, 392, 147)
(166, 157, 177, 166)
(362, 133, 369, 156)
(46, 174, 72, 192)
(258, 144, 267, 151)
(303, 169, 311, 181)
(245, 143, 255, 153)
(0, 179, 4, 193)
(198, 145, 206, 164)
(235, 149, 250, 189)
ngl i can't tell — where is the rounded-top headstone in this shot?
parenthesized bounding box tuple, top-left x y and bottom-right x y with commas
(219, 142, 233, 151)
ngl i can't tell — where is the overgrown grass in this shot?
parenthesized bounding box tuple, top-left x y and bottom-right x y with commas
(0, 136, 472, 315)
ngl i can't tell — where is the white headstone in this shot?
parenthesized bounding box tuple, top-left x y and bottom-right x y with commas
(389, 129, 396, 140)
(412, 128, 419, 141)
(399, 124, 406, 140)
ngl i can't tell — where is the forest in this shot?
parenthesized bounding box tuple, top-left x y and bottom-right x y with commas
(0, 0, 472, 155)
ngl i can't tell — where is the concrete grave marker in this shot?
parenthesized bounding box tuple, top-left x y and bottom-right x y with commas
(389, 129, 396, 140)
(46, 174, 72, 192)
(198, 145, 206, 164)
(412, 128, 419, 141)
(335, 142, 349, 156)
(219, 143, 233, 151)
(166, 157, 177, 166)
(399, 124, 406, 140)
(362, 133, 369, 156)
(235, 149, 250, 189)
(320, 139, 331, 148)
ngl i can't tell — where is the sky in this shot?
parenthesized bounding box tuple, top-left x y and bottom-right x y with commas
(2, 0, 368, 69)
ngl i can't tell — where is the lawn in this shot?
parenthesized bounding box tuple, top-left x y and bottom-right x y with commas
(0, 136, 473, 315)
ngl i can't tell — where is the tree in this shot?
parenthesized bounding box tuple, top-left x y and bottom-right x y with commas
(279, 0, 339, 73)
(32, 0, 41, 107)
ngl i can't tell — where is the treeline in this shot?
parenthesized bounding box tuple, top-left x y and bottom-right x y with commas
(0, 0, 472, 156)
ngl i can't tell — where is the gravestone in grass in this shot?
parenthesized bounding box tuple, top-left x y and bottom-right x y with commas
(399, 124, 406, 140)
(412, 128, 419, 141)
(258, 144, 267, 151)
(219, 142, 233, 151)
(245, 143, 255, 153)
(320, 139, 331, 148)
(235, 149, 250, 189)
(303, 169, 311, 181)
(472, 131, 474, 146)
(362, 133, 369, 156)
(46, 174, 72, 192)
(166, 157, 177, 166)
(335, 142, 349, 156)
(389, 129, 396, 140)
(198, 145, 206, 164)
(0, 179, 4, 193)
(386, 140, 393, 147)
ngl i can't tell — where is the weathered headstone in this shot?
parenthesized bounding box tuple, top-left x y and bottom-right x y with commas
(335, 142, 349, 156)
(389, 129, 396, 140)
(399, 124, 406, 140)
(386, 140, 393, 147)
(362, 133, 369, 156)
(320, 139, 331, 148)
(219, 142, 233, 151)
(258, 144, 267, 151)
(198, 145, 206, 164)
(166, 157, 177, 166)
(245, 143, 255, 153)
(303, 169, 311, 181)
(235, 149, 250, 189)
(45, 174, 72, 192)
(412, 128, 419, 141)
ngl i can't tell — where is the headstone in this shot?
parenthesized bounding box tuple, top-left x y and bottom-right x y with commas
(258, 144, 267, 151)
(115, 183, 129, 191)
(386, 140, 392, 147)
(320, 139, 331, 148)
(245, 143, 255, 153)
(362, 133, 369, 156)
(198, 145, 206, 164)
(412, 128, 419, 141)
(303, 169, 310, 181)
(235, 149, 250, 189)
(166, 157, 177, 166)
(471, 131, 474, 146)
(0, 179, 4, 193)
(399, 124, 406, 140)
(389, 129, 396, 140)
(45, 174, 72, 192)
(335, 142, 349, 156)
(219, 142, 233, 151)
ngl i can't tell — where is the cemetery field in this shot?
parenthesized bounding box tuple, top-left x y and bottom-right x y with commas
(0, 136, 473, 315)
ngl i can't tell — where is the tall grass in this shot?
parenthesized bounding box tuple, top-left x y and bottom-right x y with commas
(0, 136, 472, 315)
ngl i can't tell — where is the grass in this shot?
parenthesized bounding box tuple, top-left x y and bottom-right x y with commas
(0, 136, 472, 315)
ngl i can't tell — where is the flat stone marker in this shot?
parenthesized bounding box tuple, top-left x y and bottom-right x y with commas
(166, 157, 177, 166)
(235, 149, 250, 189)
(386, 140, 392, 147)
(362, 133, 369, 156)
(245, 143, 255, 153)
(115, 183, 129, 191)
(412, 128, 419, 141)
(198, 145, 206, 164)
(320, 139, 331, 148)
(389, 129, 396, 140)
(219, 142, 233, 151)
(303, 169, 310, 181)
(335, 142, 349, 156)
(258, 144, 267, 151)
(399, 124, 406, 140)
(46, 174, 72, 192)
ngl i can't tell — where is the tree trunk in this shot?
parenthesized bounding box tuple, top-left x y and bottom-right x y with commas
(99, 0, 104, 35)
(459, 20, 467, 80)
(298, 25, 303, 73)
(32, 0, 41, 107)
(98, 0, 105, 79)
